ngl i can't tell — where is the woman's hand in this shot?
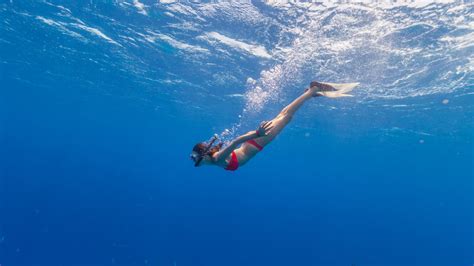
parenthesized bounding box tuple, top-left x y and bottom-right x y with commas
(256, 121, 273, 137)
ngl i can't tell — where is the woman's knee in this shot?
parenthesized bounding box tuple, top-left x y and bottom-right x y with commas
(277, 113, 292, 124)
(276, 111, 292, 120)
(270, 117, 291, 133)
(278, 108, 289, 117)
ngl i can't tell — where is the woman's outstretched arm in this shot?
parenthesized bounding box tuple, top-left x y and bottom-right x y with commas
(213, 121, 273, 163)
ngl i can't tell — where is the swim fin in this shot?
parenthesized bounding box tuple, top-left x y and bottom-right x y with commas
(316, 82, 359, 98)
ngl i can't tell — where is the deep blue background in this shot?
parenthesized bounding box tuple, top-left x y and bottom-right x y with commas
(1, 1, 473, 266)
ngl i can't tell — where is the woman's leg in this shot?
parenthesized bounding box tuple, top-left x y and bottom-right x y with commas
(255, 88, 314, 146)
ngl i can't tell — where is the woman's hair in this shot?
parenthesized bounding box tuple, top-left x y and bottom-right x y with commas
(192, 142, 207, 155)
(193, 142, 222, 157)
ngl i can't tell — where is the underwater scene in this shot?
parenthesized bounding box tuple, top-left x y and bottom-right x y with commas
(1, 0, 473, 265)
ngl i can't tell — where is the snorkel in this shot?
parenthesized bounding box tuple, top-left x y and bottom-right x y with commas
(192, 134, 219, 167)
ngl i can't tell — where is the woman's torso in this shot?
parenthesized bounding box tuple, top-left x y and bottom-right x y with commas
(216, 141, 263, 170)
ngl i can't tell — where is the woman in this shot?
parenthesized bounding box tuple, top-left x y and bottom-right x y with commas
(190, 81, 358, 171)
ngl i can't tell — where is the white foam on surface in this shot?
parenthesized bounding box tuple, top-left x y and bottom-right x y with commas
(133, 0, 148, 15)
(35, 16, 85, 40)
(203, 32, 271, 59)
(71, 23, 121, 46)
(36, 16, 60, 26)
(156, 33, 209, 53)
(42, 1, 72, 14)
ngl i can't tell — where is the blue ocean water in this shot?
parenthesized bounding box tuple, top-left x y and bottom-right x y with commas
(1, 1, 473, 265)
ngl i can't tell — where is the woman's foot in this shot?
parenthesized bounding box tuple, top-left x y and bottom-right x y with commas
(308, 81, 336, 97)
